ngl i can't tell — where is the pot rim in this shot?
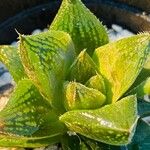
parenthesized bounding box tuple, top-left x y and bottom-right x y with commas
(0, 0, 149, 44)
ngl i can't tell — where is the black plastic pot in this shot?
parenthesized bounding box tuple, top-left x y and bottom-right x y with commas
(0, 0, 150, 44)
(114, 0, 150, 13)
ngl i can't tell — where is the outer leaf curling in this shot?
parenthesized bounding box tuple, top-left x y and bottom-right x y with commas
(0, 79, 65, 147)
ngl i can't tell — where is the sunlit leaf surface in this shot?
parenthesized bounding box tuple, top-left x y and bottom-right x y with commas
(19, 31, 75, 111)
(86, 74, 106, 95)
(63, 81, 106, 110)
(69, 50, 98, 84)
(50, 0, 108, 55)
(60, 95, 138, 145)
(93, 33, 150, 103)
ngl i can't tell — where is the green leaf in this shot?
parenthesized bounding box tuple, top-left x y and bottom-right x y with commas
(81, 136, 122, 150)
(50, 0, 108, 55)
(19, 31, 75, 112)
(126, 77, 150, 98)
(86, 74, 106, 95)
(144, 54, 150, 69)
(63, 81, 106, 110)
(61, 134, 81, 150)
(129, 68, 150, 91)
(137, 99, 150, 117)
(0, 79, 65, 147)
(128, 53, 150, 94)
(69, 50, 98, 84)
(60, 95, 138, 146)
(127, 119, 150, 150)
(127, 53, 150, 100)
(128, 63, 150, 93)
(0, 45, 26, 82)
(93, 33, 150, 103)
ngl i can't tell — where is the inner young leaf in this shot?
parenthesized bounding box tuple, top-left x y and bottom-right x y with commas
(63, 81, 106, 110)
(69, 50, 98, 84)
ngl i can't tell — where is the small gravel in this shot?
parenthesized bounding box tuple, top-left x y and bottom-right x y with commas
(10, 24, 135, 46)
(0, 72, 12, 87)
(108, 24, 134, 41)
(31, 29, 42, 35)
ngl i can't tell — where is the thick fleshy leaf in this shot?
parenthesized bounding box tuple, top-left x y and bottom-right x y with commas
(69, 50, 98, 84)
(127, 119, 150, 150)
(128, 54, 150, 94)
(60, 95, 138, 146)
(126, 77, 150, 98)
(50, 0, 108, 55)
(129, 68, 150, 93)
(61, 134, 81, 150)
(85, 74, 106, 95)
(61, 134, 122, 150)
(137, 99, 150, 117)
(0, 45, 26, 82)
(93, 33, 150, 103)
(19, 31, 75, 111)
(63, 81, 106, 110)
(144, 54, 150, 69)
(81, 136, 122, 150)
(0, 79, 65, 147)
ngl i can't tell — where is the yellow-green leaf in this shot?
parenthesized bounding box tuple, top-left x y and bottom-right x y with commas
(144, 54, 150, 69)
(93, 33, 150, 103)
(19, 31, 75, 112)
(0, 45, 26, 82)
(0, 79, 65, 147)
(126, 77, 150, 98)
(60, 95, 138, 146)
(85, 74, 106, 95)
(63, 81, 106, 110)
(129, 55, 150, 92)
(69, 50, 98, 84)
(50, 0, 108, 55)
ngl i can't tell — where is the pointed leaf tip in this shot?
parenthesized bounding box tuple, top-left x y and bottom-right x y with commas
(60, 95, 138, 145)
(69, 50, 98, 83)
(93, 34, 150, 103)
(19, 31, 75, 111)
(63, 81, 106, 110)
(50, 0, 109, 55)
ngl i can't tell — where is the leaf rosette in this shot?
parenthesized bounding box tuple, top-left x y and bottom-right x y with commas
(0, 0, 150, 149)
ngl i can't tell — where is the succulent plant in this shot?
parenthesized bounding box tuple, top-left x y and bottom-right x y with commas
(0, 0, 150, 149)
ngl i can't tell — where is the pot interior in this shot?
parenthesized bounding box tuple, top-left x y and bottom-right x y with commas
(0, 0, 149, 44)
